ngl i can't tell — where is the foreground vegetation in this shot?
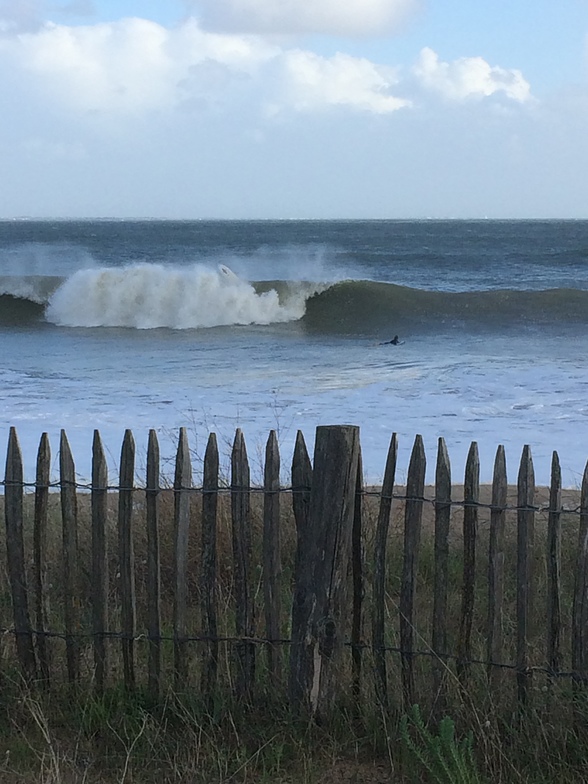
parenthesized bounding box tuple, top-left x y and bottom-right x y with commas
(1, 484, 587, 782)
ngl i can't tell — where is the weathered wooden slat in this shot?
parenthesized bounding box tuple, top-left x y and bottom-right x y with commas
(432, 437, 451, 713)
(231, 428, 255, 701)
(5, 427, 37, 682)
(573, 460, 588, 684)
(457, 442, 480, 685)
(487, 445, 507, 687)
(547, 451, 562, 679)
(288, 425, 360, 719)
(60, 430, 79, 685)
(146, 429, 161, 699)
(372, 433, 397, 709)
(400, 434, 426, 710)
(33, 433, 51, 686)
(291, 430, 312, 581)
(201, 432, 219, 701)
(517, 445, 535, 708)
(173, 427, 192, 688)
(351, 446, 364, 706)
(118, 429, 136, 691)
(91, 430, 108, 695)
(263, 430, 281, 687)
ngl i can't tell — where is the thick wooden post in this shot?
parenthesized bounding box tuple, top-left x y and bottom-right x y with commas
(400, 435, 426, 710)
(288, 425, 360, 719)
(372, 433, 397, 710)
(34, 433, 51, 686)
(91, 430, 108, 695)
(146, 430, 161, 700)
(231, 429, 255, 701)
(5, 428, 37, 682)
(118, 429, 136, 691)
(263, 430, 282, 687)
(517, 445, 535, 708)
(60, 430, 79, 686)
(487, 445, 507, 687)
(432, 437, 451, 713)
(173, 427, 192, 688)
(201, 433, 219, 702)
(457, 442, 479, 685)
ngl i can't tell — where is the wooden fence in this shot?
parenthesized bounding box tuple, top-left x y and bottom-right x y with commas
(2, 424, 588, 719)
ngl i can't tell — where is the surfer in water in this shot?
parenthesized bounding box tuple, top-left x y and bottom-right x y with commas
(380, 335, 401, 345)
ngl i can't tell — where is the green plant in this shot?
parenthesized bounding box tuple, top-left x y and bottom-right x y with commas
(400, 704, 485, 784)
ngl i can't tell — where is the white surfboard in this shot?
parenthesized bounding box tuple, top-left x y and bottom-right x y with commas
(218, 264, 239, 282)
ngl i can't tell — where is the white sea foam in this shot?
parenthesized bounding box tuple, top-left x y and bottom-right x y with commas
(45, 263, 309, 329)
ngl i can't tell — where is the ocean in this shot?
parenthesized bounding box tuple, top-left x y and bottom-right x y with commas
(1, 219, 588, 487)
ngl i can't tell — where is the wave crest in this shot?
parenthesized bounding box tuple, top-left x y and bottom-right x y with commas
(45, 264, 312, 329)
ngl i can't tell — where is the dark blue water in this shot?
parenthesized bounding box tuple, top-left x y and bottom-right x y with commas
(1, 219, 588, 485)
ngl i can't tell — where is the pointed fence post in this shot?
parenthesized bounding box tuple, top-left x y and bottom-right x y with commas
(487, 445, 507, 688)
(517, 445, 535, 709)
(118, 429, 136, 691)
(263, 430, 282, 688)
(146, 430, 161, 700)
(231, 429, 255, 701)
(547, 451, 562, 681)
(34, 433, 51, 686)
(457, 442, 479, 686)
(400, 435, 426, 710)
(91, 430, 108, 695)
(173, 427, 192, 689)
(432, 437, 451, 714)
(288, 424, 360, 719)
(60, 430, 79, 686)
(291, 430, 312, 583)
(201, 433, 219, 703)
(289, 430, 312, 705)
(5, 427, 37, 683)
(372, 433, 397, 710)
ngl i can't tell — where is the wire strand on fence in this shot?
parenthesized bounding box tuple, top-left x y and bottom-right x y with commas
(1, 626, 581, 681)
(0, 479, 580, 515)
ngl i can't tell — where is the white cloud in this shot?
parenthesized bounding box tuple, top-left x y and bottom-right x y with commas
(194, 0, 419, 36)
(1, 17, 276, 115)
(413, 47, 531, 103)
(0, 17, 409, 118)
(275, 50, 410, 114)
(0, 17, 532, 130)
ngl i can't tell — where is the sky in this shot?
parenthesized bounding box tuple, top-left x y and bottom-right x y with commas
(0, 0, 587, 219)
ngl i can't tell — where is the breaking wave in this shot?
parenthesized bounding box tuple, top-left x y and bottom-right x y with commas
(2, 263, 588, 333)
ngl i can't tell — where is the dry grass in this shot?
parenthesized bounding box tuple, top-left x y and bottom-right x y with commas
(0, 484, 586, 782)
